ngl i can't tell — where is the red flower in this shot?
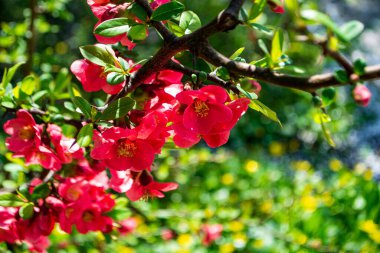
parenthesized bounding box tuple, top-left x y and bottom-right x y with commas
(353, 85, 372, 107)
(57, 175, 115, 234)
(267, 0, 285, 14)
(109, 170, 133, 193)
(18, 145, 62, 171)
(172, 85, 250, 148)
(118, 217, 138, 235)
(47, 124, 84, 164)
(4, 110, 41, 153)
(87, 0, 136, 49)
(125, 170, 178, 201)
(201, 224, 223, 246)
(0, 207, 19, 243)
(150, 0, 170, 10)
(91, 127, 156, 171)
(70, 59, 125, 95)
(176, 85, 233, 134)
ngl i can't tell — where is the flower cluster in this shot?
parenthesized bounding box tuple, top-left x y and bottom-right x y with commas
(0, 0, 253, 251)
(4, 110, 83, 171)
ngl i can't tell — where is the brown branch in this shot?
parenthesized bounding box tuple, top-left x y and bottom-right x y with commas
(104, 0, 379, 108)
(166, 61, 240, 93)
(103, 0, 246, 108)
(198, 42, 380, 92)
(135, 0, 176, 42)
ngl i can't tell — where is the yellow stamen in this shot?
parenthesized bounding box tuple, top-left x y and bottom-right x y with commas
(194, 99, 209, 118)
(117, 140, 137, 158)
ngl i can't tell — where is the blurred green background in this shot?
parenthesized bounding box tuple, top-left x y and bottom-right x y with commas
(1, 0, 380, 252)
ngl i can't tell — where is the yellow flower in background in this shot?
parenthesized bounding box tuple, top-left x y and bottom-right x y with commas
(269, 141, 285, 156)
(363, 170, 373, 181)
(229, 220, 244, 232)
(320, 192, 334, 206)
(137, 224, 149, 236)
(260, 200, 273, 214)
(292, 231, 308, 245)
(177, 234, 193, 247)
(360, 220, 380, 244)
(222, 173, 235, 185)
(369, 230, 380, 244)
(360, 220, 378, 234)
(245, 160, 259, 173)
(219, 243, 235, 253)
(115, 246, 135, 253)
(253, 239, 264, 248)
(300, 195, 318, 212)
(292, 160, 312, 171)
(198, 148, 211, 161)
(204, 208, 215, 219)
(176, 249, 191, 253)
(233, 233, 247, 246)
(329, 158, 343, 172)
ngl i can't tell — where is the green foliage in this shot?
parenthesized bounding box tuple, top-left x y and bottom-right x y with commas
(99, 97, 135, 121)
(151, 1, 185, 21)
(40, 149, 380, 252)
(94, 18, 132, 37)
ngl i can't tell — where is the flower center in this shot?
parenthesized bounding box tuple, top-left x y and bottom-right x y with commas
(18, 126, 35, 140)
(82, 211, 95, 222)
(66, 187, 81, 201)
(117, 140, 137, 158)
(193, 99, 209, 118)
(65, 207, 74, 218)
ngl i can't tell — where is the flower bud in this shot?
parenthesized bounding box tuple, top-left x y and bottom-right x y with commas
(352, 85, 371, 107)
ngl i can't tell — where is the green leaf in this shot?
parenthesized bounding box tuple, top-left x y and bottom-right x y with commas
(321, 87, 336, 107)
(118, 57, 130, 71)
(128, 24, 147, 41)
(353, 59, 367, 76)
(21, 75, 36, 95)
(19, 203, 34, 220)
(271, 29, 284, 63)
(100, 97, 136, 121)
(106, 72, 126, 85)
(216, 67, 230, 80)
(249, 23, 272, 34)
(334, 70, 349, 83)
(31, 183, 50, 200)
(230, 47, 245, 60)
(249, 100, 282, 126)
(168, 20, 185, 36)
(1, 62, 25, 88)
(1, 96, 16, 109)
(79, 45, 115, 67)
(240, 8, 249, 22)
(151, 1, 185, 21)
(319, 114, 336, 147)
(249, 0, 266, 21)
(94, 18, 131, 37)
(72, 96, 92, 119)
(236, 84, 258, 100)
(258, 39, 270, 55)
(179, 11, 201, 34)
(301, 10, 348, 42)
(0, 193, 25, 207)
(129, 3, 148, 21)
(77, 124, 93, 147)
(339, 21, 364, 41)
